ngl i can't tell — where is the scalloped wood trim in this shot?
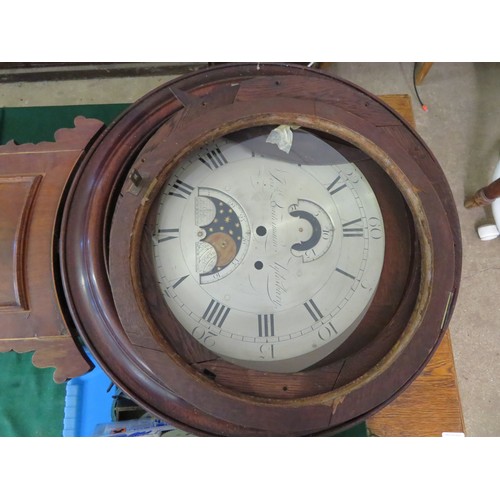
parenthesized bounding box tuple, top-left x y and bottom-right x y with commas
(0, 337, 92, 383)
(0, 116, 104, 154)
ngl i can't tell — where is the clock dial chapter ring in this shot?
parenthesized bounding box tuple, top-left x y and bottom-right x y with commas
(62, 65, 460, 436)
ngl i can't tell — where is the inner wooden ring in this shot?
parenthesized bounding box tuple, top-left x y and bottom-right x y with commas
(137, 126, 418, 399)
(120, 112, 433, 408)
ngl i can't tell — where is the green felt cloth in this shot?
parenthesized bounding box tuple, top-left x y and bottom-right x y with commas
(0, 103, 368, 437)
(0, 103, 129, 144)
(0, 352, 66, 437)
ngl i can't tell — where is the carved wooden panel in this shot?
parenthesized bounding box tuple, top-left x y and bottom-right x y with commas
(0, 117, 104, 382)
(0, 175, 41, 310)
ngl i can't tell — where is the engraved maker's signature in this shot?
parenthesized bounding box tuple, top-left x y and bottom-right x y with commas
(269, 169, 287, 252)
(268, 261, 288, 307)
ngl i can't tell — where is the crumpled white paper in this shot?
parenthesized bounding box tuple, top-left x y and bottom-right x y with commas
(266, 124, 300, 154)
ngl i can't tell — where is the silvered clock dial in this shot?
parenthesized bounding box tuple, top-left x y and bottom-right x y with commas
(153, 128, 385, 372)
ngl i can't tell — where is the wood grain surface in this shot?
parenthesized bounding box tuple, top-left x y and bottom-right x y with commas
(415, 63, 434, 86)
(366, 330, 465, 436)
(366, 94, 465, 436)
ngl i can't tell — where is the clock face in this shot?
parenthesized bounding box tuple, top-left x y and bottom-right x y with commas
(153, 127, 385, 372)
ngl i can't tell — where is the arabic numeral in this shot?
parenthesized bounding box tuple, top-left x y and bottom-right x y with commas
(304, 248, 317, 259)
(345, 167, 360, 183)
(368, 216, 383, 240)
(259, 343, 275, 359)
(317, 322, 338, 342)
(192, 326, 217, 347)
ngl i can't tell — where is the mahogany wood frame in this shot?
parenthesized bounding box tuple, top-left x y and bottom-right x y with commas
(59, 64, 461, 435)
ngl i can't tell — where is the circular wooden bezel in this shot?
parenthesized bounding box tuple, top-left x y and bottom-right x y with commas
(129, 130, 417, 396)
(60, 64, 461, 436)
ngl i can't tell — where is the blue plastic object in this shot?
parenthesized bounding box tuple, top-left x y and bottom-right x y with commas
(63, 350, 115, 437)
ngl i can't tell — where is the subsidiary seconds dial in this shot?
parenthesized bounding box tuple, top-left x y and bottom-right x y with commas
(153, 128, 385, 372)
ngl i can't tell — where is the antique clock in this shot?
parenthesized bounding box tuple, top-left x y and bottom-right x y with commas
(1, 63, 461, 436)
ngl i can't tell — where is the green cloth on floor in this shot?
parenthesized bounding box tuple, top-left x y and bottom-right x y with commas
(0, 103, 129, 144)
(332, 422, 368, 437)
(0, 352, 66, 436)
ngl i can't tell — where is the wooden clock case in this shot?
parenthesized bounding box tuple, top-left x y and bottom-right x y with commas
(0, 63, 461, 436)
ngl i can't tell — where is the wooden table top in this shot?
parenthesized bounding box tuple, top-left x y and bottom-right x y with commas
(365, 94, 465, 437)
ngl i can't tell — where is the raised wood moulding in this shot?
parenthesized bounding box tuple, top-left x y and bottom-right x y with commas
(0, 175, 41, 311)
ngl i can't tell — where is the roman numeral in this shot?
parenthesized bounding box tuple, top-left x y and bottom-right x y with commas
(202, 299, 230, 328)
(168, 179, 194, 199)
(172, 275, 189, 288)
(327, 175, 347, 196)
(304, 299, 323, 322)
(336, 267, 356, 280)
(157, 228, 179, 242)
(258, 314, 275, 337)
(342, 218, 364, 237)
(163, 275, 189, 298)
(198, 146, 228, 170)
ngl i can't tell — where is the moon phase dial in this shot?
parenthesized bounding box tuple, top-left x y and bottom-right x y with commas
(193, 187, 251, 284)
